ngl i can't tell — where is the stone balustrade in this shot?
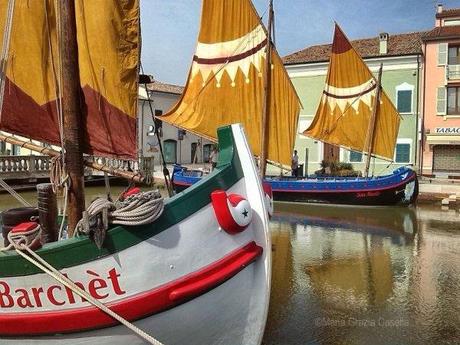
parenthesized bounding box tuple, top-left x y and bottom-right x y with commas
(0, 155, 51, 180)
(0, 155, 154, 181)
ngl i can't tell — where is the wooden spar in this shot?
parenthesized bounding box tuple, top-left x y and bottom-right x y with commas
(259, 0, 274, 177)
(0, 133, 147, 184)
(364, 63, 383, 177)
(59, 1, 85, 236)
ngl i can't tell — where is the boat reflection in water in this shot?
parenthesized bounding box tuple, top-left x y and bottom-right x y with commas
(274, 202, 417, 245)
(263, 203, 428, 345)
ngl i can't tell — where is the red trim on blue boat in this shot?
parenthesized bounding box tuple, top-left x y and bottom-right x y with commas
(0, 241, 262, 336)
(172, 180, 191, 186)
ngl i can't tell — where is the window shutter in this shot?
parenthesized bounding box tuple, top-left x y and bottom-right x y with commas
(438, 43, 448, 65)
(395, 144, 410, 163)
(397, 90, 412, 113)
(437, 87, 447, 115)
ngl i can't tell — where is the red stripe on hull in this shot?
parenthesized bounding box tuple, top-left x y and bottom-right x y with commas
(0, 242, 262, 336)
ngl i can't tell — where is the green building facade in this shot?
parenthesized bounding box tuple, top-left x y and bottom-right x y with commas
(279, 32, 423, 177)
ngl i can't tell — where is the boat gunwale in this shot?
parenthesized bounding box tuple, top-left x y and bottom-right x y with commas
(173, 166, 417, 192)
(0, 125, 243, 277)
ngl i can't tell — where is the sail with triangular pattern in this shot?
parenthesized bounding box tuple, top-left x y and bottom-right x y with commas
(303, 24, 400, 160)
(160, 0, 301, 167)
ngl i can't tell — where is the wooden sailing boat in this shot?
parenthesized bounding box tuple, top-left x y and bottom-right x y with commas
(171, 23, 418, 206)
(166, 0, 300, 208)
(0, 1, 271, 344)
(266, 24, 418, 206)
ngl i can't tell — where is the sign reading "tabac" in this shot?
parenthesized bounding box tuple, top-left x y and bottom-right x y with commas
(435, 127, 460, 134)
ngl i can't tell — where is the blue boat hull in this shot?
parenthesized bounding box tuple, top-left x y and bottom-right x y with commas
(172, 166, 418, 206)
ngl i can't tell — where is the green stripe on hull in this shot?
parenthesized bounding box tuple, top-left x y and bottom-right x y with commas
(0, 126, 243, 277)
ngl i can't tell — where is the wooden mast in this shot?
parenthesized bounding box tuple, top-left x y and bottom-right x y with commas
(259, 0, 274, 177)
(59, 1, 85, 236)
(364, 63, 383, 177)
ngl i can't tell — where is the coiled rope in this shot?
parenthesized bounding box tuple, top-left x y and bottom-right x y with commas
(75, 190, 164, 235)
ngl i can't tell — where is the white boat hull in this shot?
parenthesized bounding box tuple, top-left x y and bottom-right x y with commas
(0, 125, 271, 345)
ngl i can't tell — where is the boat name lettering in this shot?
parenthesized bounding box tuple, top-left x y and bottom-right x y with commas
(356, 191, 381, 198)
(0, 268, 125, 309)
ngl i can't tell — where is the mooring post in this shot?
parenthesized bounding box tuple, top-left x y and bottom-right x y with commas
(36, 183, 58, 243)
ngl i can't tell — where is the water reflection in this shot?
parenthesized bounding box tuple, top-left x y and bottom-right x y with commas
(0, 188, 458, 344)
(263, 202, 459, 345)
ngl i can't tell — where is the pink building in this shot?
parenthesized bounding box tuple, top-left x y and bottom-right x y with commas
(421, 5, 460, 176)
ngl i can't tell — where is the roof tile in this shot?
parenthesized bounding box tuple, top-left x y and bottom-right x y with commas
(146, 80, 184, 95)
(436, 8, 460, 19)
(422, 25, 460, 40)
(283, 31, 425, 65)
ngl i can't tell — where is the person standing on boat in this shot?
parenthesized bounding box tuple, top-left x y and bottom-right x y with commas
(291, 150, 299, 177)
(210, 146, 218, 171)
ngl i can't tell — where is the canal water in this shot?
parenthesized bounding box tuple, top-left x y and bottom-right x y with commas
(263, 202, 460, 345)
(0, 187, 459, 344)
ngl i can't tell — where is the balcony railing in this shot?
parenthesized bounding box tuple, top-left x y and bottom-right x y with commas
(447, 64, 460, 80)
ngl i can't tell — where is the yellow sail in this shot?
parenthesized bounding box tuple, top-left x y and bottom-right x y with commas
(160, 0, 300, 166)
(0, 0, 139, 158)
(304, 24, 400, 160)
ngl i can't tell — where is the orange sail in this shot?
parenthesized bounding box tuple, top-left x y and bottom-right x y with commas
(304, 24, 400, 160)
(160, 0, 300, 167)
(0, 0, 139, 159)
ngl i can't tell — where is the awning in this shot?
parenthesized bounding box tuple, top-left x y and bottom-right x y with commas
(426, 134, 460, 145)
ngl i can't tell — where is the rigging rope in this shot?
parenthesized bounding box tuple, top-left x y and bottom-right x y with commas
(50, 155, 70, 239)
(0, 178, 32, 207)
(140, 63, 173, 197)
(0, 0, 15, 122)
(45, 0, 66, 156)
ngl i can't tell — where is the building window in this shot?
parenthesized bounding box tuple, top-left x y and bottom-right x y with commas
(395, 143, 410, 163)
(163, 139, 177, 164)
(203, 144, 212, 163)
(445, 19, 460, 27)
(395, 83, 414, 114)
(448, 45, 460, 65)
(447, 86, 460, 115)
(349, 150, 363, 162)
(397, 90, 412, 113)
(191, 142, 198, 163)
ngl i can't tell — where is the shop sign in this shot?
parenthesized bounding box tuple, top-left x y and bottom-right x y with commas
(434, 127, 460, 134)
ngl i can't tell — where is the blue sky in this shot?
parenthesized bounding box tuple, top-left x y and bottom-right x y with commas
(140, 0, 460, 85)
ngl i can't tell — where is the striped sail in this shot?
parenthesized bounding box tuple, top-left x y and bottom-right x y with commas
(304, 24, 401, 160)
(0, 0, 139, 159)
(160, 0, 301, 167)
